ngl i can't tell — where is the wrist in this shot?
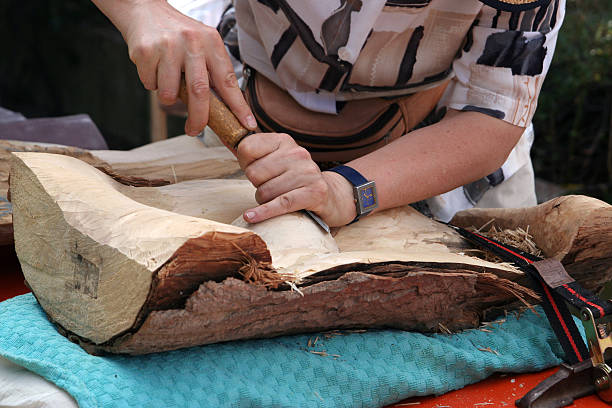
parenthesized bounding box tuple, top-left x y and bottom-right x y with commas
(321, 171, 357, 227)
(94, 0, 168, 37)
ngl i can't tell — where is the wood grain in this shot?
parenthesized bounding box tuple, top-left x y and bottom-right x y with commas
(0, 137, 242, 244)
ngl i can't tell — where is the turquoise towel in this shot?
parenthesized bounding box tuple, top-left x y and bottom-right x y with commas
(0, 294, 567, 408)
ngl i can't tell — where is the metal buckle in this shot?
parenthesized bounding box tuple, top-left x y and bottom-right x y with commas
(581, 307, 612, 402)
(516, 303, 612, 407)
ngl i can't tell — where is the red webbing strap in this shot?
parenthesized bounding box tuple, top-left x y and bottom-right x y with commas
(447, 224, 590, 364)
(532, 259, 610, 319)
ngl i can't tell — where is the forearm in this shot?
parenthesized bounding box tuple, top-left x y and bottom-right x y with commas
(343, 110, 525, 213)
(237, 110, 524, 227)
(91, 0, 163, 34)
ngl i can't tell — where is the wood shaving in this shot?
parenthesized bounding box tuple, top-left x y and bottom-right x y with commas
(323, 330, 343, 339)
(438, 322, 453, 334)
(230, 241, 286, 288)
(285, 281, 304, 296)
(481, 318, 507, 328)
(477, 346, 500, 355)
(309, 350, 340, 358)
(468, 222, 543, 263)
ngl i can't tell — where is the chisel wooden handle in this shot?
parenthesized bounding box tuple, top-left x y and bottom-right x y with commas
(179, 78, 330, 232)
(178, 77, 250, 148)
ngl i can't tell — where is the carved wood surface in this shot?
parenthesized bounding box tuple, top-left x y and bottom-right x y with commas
(0, 137, 242, 245)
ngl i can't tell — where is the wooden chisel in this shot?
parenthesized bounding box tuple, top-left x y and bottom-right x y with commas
(178, 79, 330, 233)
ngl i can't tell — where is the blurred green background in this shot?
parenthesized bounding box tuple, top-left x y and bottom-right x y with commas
(0, 0, 610, 202)
(532, 0, 612, 203)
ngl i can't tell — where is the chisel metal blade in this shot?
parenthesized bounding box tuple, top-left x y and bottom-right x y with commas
(303, 210, 330, 233)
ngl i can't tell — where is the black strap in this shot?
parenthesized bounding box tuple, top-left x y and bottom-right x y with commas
(447, 224, 592, 364)
(328, 164, 369, 186)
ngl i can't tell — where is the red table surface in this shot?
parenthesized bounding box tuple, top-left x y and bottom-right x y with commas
(1, 246, 609, 407)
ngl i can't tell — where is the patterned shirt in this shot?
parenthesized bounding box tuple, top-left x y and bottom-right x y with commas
(235, 0, 565, 127)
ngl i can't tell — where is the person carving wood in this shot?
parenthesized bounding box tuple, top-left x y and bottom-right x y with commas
(92, 0, 564, 227)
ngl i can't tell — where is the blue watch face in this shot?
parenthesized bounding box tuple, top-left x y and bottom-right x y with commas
(359, 186, 376, 210)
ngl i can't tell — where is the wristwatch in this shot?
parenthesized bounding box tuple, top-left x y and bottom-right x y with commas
(327, 165, 378, 223)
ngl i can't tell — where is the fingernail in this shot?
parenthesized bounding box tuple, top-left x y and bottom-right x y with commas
(245, 211, 256, 221)
(246, 115, 257, 129)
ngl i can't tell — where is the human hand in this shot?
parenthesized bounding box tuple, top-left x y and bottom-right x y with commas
(103, 0, 257, 136)
(237, 133, 356, 227)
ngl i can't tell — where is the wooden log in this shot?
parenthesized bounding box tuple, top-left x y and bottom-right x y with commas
(10, 152, 264, 344)
(451, 195, 612, 292)
(0, 136, 241, 245)
(9, 152, 612, 355)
